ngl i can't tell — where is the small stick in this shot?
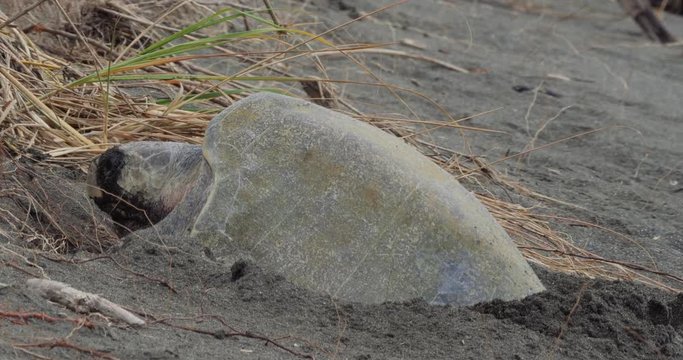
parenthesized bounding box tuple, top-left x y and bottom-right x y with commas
(549, 281, 591, 354)
(41, 252, 178, 294)
(262, 0, 287, 35)
(106, 255, 178, 294)
(26, 278, 145, 326)
(5, 261, 42, 278)
(618, 0, 677, 43)
(651, 0, 683, 15)
(162, 321, 314, 359)
(13, 339, 119, 360)
(0, 310, 95, 328)
(0, 0, 49, 30)
(262, 0, 282, 28)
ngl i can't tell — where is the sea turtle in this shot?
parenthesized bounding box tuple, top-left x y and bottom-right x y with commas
(88, 93, 545, 305)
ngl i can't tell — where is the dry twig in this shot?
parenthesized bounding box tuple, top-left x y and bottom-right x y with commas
(0, 309, 95, 328)
(12, 338, 119, 360)
(161, 320, 314, 359)
(26, 278, 145, 326)
(619, 0, 677, 43)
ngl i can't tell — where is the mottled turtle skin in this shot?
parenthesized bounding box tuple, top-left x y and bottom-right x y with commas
(88, 93, 545, 305)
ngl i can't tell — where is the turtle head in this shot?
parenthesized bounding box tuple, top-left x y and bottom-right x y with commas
(87, 145, 154, 230)
(87, 142, 203, 231)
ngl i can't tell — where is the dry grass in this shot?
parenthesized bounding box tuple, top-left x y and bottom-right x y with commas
(0, 0, 680, 292)
(0, 158, 120, 253)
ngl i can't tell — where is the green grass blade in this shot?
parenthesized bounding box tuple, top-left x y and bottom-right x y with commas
(155, 87, 286, 105)
(141, 8, 275, 55)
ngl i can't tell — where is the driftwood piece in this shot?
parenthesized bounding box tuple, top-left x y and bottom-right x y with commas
(619, 0, 677, 43)
(26, 278, 145, 326)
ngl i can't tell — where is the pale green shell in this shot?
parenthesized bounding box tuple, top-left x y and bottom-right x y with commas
(154, 93, 545, 305)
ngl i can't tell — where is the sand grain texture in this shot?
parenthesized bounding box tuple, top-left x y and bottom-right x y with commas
(1, 0, 682, 359)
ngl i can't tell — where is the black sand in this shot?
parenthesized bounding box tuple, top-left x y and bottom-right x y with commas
(1, 1, 683, 359)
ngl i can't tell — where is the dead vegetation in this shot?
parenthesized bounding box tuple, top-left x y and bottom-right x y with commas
(0, 159, 119, 252)
(0, 0, 681, 296)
